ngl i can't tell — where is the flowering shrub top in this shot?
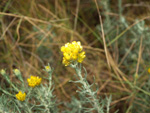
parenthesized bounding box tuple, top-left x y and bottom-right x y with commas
(61, 41, 86, 66)
(27, 76, 42, 87)
(16, 91, 26, 101)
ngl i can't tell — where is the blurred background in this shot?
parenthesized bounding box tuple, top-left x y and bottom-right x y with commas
(0, 0, 150, 112)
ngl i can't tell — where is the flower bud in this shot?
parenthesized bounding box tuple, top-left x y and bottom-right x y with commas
(0, 69, 6, 75)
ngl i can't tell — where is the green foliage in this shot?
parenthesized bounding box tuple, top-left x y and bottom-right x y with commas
(0, 66, 59, 113)
(1, 0, 150, 112)
(97, 0, 150, 75)
(0, 63, 111, 113)
(97, 0, 150, 74)
(70, 63, 106, 112)
(96, 0, 150, 112)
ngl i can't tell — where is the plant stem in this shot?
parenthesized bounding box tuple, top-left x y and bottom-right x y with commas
(74, 64, 103, 113)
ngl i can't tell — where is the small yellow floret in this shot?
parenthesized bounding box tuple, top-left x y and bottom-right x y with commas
(135, 74, 138, 79)
(148, 68, 150, 74)
(61, 41, 86, 66)
(0, 69, 6, 75)
(45, 66, 51, 72)
(16, 91, 26, 101)
(27, 76, 42, 87)
(14, 69, 21, 75)
(14, 69, 19, 73)
(62, 57, 71, 66)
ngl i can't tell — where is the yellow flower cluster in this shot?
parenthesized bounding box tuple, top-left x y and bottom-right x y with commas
(16, 91, 26, 101)
(27, 76, 42, 87)
(61, 41, 86, 66)
(148, 68, 150, 74)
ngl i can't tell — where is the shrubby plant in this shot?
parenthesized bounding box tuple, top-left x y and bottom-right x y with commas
(96, 0, 150, 112)
(0, 41, 111, 113)
(61, 41, 111, 113)
(0, 65, 58, 113)
(98, 0, 150, 74)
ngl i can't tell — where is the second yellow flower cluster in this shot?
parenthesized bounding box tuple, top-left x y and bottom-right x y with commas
(16, 91, 26, 101)
(27, 76, 42, 88)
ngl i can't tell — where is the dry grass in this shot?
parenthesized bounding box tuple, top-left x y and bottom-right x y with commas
(0, 0, 150, 112)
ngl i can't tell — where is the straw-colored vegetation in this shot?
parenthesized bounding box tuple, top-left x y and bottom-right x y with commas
(0, 0, 150, 112)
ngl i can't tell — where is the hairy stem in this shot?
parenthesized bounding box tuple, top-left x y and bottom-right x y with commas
(74, 64, 103, 113)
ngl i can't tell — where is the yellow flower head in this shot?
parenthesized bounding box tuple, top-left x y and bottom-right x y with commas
(148, 68, 150, 74)
(61, 41, 86, 66)
(16, 91, 26, 101)
(27, 76, 42, 87)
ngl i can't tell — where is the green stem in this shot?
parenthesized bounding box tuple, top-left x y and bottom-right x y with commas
(25, 102, 32, 113)
(74, 64, 103, 113)
(1, 89, 15, 97)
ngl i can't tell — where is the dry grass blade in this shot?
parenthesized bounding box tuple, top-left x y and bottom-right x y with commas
(72, 0, 80, 41)
(94, 0, 111, 70)
(134, 36, 143, 84)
